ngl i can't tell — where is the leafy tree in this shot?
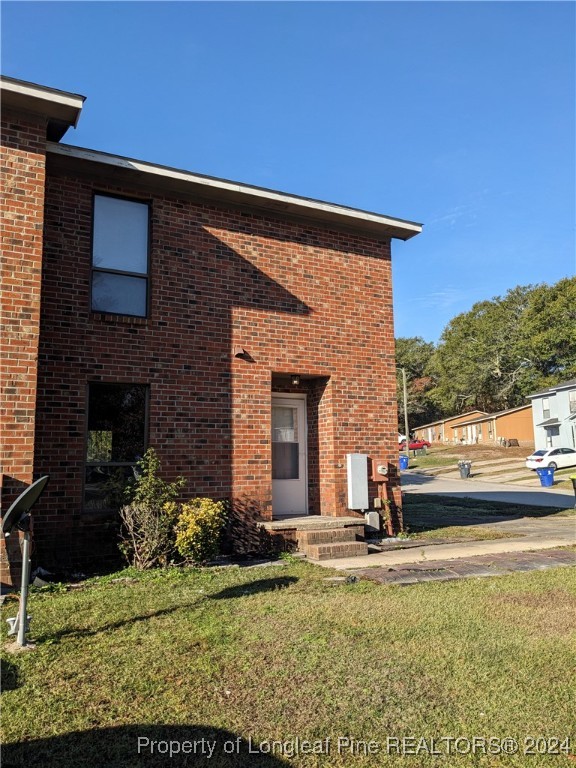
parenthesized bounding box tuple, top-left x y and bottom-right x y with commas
(395, 336, 440, 429)
(420, 278, 576, 418)
(428, 285, 534, 414)
(519, 277, 576, 385)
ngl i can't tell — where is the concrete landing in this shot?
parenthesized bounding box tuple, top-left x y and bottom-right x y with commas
(259, 516, 363, 531)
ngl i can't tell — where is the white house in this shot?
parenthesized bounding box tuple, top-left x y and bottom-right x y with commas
(527, 379, 576, 450)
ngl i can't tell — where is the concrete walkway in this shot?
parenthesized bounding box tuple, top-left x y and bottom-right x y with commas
(402, 469, 576, 508)
(312, 472, 575, 571)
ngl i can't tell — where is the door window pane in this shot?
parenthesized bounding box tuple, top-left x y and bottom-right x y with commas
(272, 405, 299, 479)
(272, 444, 299, 479)
(272, 406, 298, 443)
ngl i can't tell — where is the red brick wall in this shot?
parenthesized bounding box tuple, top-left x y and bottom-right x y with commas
(0, 108, 48, 585)
(30, 163, 401, 569)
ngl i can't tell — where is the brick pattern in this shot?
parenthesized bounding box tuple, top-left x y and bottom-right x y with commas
(295, 525, 368, 561)
(1, 143, 403, 573)
(1, 109, 48, 585)
(1, 109, 47, 485)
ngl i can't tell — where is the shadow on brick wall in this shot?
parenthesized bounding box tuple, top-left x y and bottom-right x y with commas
(33, 206, 312, 573)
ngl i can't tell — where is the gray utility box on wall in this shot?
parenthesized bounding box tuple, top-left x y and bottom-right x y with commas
(346, 453, 369, 510)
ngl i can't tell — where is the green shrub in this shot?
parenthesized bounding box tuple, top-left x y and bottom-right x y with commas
(119, 449, 186, 569)
(173, 498, 228, 564)
(125, 448, 186, 508)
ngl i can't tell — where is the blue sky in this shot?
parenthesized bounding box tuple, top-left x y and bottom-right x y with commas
(2, 1, 574, 342)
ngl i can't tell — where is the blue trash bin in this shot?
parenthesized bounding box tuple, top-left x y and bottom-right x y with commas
(399, 455, 409, 470)
(536, 467, 555, 487)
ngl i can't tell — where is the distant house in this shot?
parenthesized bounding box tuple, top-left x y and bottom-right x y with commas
(453, 405, 534, 447)
(412, 411, 487, 444)
(413, 405, 534, 447)
(527, 380, 576, 450)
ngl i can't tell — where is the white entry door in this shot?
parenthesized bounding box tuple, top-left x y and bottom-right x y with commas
(271, 395, 308, 516)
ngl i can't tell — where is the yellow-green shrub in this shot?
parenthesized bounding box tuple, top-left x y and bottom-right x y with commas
(172, 498, 228, 564)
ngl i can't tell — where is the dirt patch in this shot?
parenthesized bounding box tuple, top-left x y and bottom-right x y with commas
(488, 588, 576, 637)
(428, 444, 531, 461)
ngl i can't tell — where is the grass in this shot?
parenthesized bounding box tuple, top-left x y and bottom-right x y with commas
(401, 454, 456, 470)
(2, 562, 576, 767)
(406, 525, 516, 542)
(403, 492, 575, 520)
(400, 494, 540, 541)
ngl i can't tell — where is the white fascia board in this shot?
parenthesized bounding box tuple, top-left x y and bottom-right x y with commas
(1, 76, 85, 127)
(47, 142, 423, 240)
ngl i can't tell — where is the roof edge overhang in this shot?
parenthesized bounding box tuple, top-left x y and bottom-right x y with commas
(527, 380, 576, 399)
(1, 75, 85, 141)
(413, 410, 488, 431)
(47, 142, 423, 241)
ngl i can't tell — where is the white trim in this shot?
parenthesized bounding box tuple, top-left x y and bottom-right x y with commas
(47, 142, 423, 240)
(1, 76, 84, 130)
(272, 394, 308, 516)
(0, 77, 84, 112)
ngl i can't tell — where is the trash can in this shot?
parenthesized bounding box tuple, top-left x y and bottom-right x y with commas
(536, 467, 555, 487)
(399, 455, 409, 470)
(458, 460, 472, 479)
(569, 475, 576, 507)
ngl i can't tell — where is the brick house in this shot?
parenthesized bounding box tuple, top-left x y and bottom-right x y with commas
(1, 76, 421, 581)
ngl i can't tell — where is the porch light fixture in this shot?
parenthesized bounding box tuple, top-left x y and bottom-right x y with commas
(291, 374, 301, 386)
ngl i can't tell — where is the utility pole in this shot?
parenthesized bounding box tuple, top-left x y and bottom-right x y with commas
(398, 367, 410, 456)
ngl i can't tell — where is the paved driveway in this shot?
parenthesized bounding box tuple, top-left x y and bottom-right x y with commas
(313, 472, 575, 570)
(402, 469, 576, 509)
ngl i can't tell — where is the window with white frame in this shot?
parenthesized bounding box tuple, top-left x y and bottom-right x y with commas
(91, 194, 150, 317)
(570, 390, 576, 414)
(542, 397, 550, 419)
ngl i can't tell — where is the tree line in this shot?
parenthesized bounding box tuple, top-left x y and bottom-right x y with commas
(396, 277, 576, 429)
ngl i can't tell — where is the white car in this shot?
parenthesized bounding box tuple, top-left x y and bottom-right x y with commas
(525, 447, 576, 471)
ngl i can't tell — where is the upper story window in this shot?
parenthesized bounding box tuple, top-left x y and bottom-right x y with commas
(570, 391, 576, 414)
(92, 194, 150, 317)
(542, 397, 550, 419)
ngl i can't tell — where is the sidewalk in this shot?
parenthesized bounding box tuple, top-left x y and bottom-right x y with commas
(313, 472, 576, 571)
(402, 469, 576, 508)
(317, 520, 576, 571)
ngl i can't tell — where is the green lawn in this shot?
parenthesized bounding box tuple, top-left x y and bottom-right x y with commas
(402, 454, 456, 470)
(2, 562, 575, 767)
(403, 492, 574, 520)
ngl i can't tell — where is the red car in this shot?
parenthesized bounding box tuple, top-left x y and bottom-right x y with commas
(399, 439, 431, 451)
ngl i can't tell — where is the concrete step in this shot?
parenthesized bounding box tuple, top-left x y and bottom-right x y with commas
(304, 541, 369, 561)
(296, 527, 362, 547)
